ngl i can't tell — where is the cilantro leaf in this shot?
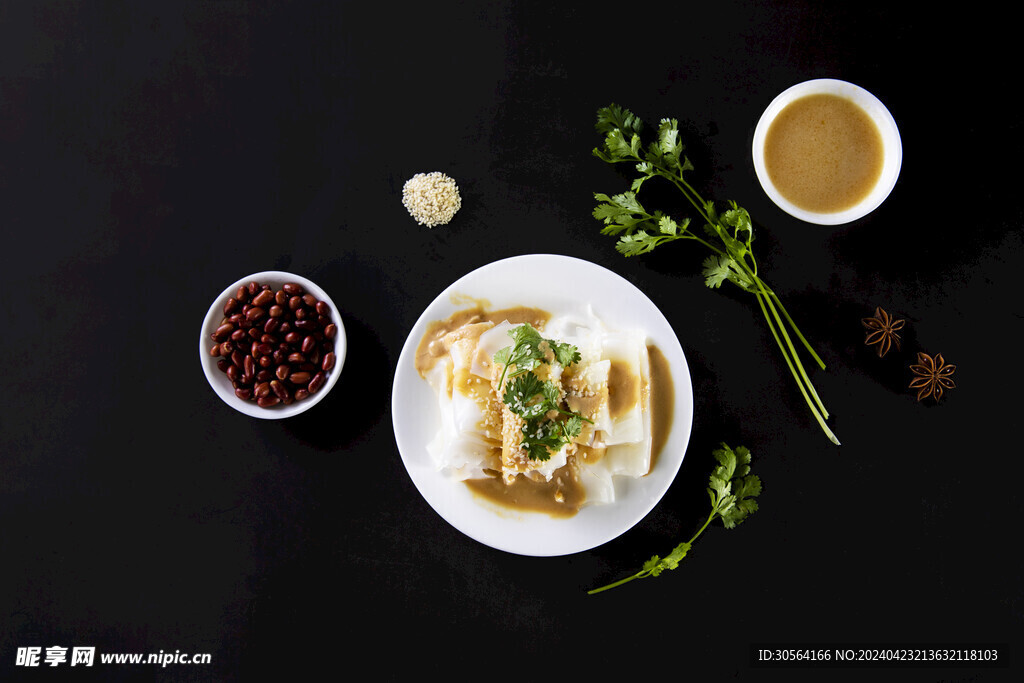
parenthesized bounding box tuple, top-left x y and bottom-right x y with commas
(595, 103, 644, 138)
(519, 420, 563, 462)
(588, 443, 761, 594)
(710, 443, 761, 529)
(518, 415, 586, 463)
(561, 413, 584, 441)
(657, 214, 679, 235)
(643, 542, 691, 577)
(550, 340, 581, 368)
(492, 346, 511, 368)
(592, 189, 693, 251)
(701, 254, 734, 288)
(493, 324, 552, 391)
(506, 324, 546, 372)
(502, 373, 553, 421)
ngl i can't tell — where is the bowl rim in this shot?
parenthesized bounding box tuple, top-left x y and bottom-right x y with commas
(199, 270, 346, 419)
(751, 78, 903, 226)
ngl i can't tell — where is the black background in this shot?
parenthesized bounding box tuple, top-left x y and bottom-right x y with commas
(2, 1, 1021, 681)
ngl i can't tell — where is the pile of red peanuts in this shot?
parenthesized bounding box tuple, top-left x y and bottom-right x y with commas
(209, 280, 338, 408)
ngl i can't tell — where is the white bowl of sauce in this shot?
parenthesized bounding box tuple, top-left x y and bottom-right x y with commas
(752, 78, 902, 225)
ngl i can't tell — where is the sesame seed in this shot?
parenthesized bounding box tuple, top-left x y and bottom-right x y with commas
(401, 171, 462, 228)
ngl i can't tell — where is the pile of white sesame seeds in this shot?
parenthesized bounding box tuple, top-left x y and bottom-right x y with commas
(401, 171, 462, 228)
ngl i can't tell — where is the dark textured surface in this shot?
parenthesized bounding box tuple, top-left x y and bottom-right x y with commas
(2, 1, 1021, 680)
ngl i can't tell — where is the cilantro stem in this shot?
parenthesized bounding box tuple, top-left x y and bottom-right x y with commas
(587, 512, 714, 594)
(586, 573, 642, 594)
(666, 174, 712, 223)
(766, 289, 825, 370)
(556, 407, 593, 423)
(755, 292, 839, 444)
(756, 285, 827, 416)
(760, 288, 830, 420)
(667, 165, 835, 439)
(686, 508, 718, 545)
(495, 341, 528, 391)
(593, 105, 838, 444)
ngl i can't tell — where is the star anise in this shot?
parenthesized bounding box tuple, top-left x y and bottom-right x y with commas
(909, 352, 957, 401)
(861, 307, 905, 358)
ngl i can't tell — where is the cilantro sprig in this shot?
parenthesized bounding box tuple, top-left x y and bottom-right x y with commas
(494, 324, 581, 389)
(593, 104, 839, 445)
(587, 443, 761, 594)
(494, 324, 588, 461)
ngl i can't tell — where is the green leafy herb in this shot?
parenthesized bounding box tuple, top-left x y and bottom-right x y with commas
(593, 104, 839, 445)
(503, 372, 560, 421)
(493, 323, 581, 391)
(587, 443, 761, 594)
(518, 415, 585, 462)
(494, 324, 589, 461)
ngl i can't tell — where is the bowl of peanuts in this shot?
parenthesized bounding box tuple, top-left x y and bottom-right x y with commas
(200, 271, 346, 418)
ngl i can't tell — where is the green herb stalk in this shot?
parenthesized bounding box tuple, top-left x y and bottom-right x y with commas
(588, 443, 761, 594)
(592, 104, 838, 445)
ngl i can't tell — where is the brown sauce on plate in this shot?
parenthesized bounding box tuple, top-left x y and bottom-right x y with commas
(764, 93, 884, 213)
(414, 305, 550, 378)
(464, 460, 587, 519)
(608, 360, 641, 419)
(646, 344, 674, 471)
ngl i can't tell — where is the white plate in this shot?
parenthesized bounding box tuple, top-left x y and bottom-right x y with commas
(391, 254, 694, 556)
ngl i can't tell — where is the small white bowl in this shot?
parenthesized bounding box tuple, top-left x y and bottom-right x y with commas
(199, 270, 346, 419)
(752, 78, 902, 225)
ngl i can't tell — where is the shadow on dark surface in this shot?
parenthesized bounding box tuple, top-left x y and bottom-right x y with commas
(279, 313, 391, 454)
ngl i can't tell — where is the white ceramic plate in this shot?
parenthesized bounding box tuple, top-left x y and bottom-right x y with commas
(752, 78, 902, 225)
(391, 254, 694, 556)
